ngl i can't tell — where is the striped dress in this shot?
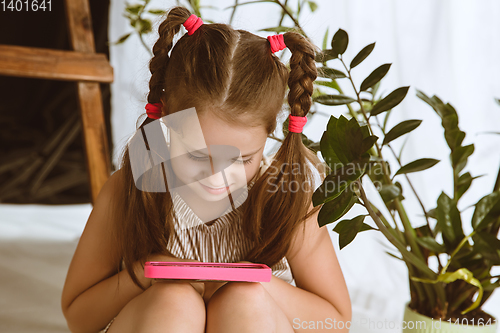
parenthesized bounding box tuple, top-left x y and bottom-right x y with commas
(99, 154, 294, 333)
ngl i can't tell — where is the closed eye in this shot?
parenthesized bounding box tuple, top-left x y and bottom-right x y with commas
(187, 153, 253, 165)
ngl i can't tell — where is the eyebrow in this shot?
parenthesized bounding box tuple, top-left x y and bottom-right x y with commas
(182, 143, 262, 158)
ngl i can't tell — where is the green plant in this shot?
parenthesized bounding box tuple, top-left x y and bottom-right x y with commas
(312, 28, 500, 322)
(115, 0, 500, 322)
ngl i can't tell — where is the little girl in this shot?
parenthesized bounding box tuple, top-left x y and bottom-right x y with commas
(61, 6, 351, 333)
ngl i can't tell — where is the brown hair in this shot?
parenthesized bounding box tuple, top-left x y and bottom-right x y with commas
(114, 5, 325, 290)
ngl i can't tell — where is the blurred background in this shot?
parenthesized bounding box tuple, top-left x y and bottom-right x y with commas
(1, 0, 499, 332)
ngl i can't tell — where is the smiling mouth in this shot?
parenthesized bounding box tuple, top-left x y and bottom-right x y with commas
(199, 182, 230, 194)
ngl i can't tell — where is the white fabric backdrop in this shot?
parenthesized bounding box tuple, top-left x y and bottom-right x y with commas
(1, 2, 499, 332)
(109, 0, 500, 329)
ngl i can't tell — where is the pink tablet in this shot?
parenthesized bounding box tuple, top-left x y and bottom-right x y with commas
(144, 261, 272, 282)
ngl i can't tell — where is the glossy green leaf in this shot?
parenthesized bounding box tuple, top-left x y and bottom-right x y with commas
(331, 29, 348, 56)
(416, 236, 446, 254)
(370, 86, 410, 116)
(472, 192, 500, 231)
(307, 141, 321, 153)
(427, 208, 437, 220)
(436, 191, 465, 248)
(315, 49, 338, 63)
(126, 4, 143, 15)
(136, 18, 152, 34)
(327, 115, 350, 164)
(312, 164, 364, 206)
(317, 67, 347, 79)
(456, 172, 473, 201)
(333, 215, 372, 249)
(379, 184, 401, 203)
(360, 63, 391, 92)
(319, 131, 343, 171)
(115, 32, 132, 45)
(314, 79, 341, 92)
(148, 9, 165, 14)
(338, 115, 377, 163)
(314, 94, 355, 106)
(472, 232, 500, 263)
(394, 158, 440, 176)
(317, 189, 356, 227)
(260, 26, 297, 33)
(451, 144, 474, 175)
(350, 42, 375, 69)
(382, 119, 422, 146)
(322, 27, 329, 50)
(312, 172, 350, 206)
(307, 0, 318, 12)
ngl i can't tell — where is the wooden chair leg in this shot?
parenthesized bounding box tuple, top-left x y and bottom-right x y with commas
(65, 0, 112, 203)
(76, 81, 111, 203)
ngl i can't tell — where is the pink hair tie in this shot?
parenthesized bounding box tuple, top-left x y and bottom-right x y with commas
(183, 14, 203, 35)
(288, 115, 307, 133)
(267, 34, 286, 53)
(145, 103, 162, 119)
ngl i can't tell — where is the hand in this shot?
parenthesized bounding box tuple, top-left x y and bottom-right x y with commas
(151, 278, 205, 298)
(134, 253, 205, 297)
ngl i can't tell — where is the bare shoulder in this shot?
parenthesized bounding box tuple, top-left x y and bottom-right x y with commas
(61, 168, 126, 313)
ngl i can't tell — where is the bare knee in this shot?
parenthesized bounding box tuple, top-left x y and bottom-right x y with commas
(107, 282, 205, 333)
(207, 282, 269, 312)
(144, 281, 205, 308)
(206, 282, 278, 333)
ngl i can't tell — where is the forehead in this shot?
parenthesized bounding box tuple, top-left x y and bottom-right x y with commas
(176, 112, 267, 153)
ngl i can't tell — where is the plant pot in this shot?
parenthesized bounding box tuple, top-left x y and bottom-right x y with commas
(402, 302, 498, 333)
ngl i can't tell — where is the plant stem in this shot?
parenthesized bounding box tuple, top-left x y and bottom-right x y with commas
(356, 181, 435, 278)
(268, 134, 283, 143)
(373, 118, 433, 229)
(271, 0, 305, 35)
(229, 0, 239, 25)
(494, 160, 500, 192)
(441, 231, 476, 274)
(278, 0, 288, 26)
(339, 56, 426, 263)
(138, 33, 153, 57)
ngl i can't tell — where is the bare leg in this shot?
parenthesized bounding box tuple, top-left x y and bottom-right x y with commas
(107, 282, 205, 333)
(205, 282, 294, 333)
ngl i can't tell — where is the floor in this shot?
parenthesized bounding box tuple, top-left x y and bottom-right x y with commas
(1, 203, 499, 332)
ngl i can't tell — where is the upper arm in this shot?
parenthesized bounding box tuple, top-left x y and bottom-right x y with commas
(61, 169, 124, 314)
(286, 202, 352, 320)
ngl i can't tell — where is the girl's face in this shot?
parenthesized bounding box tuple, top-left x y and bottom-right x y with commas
(168, 111, 267, 202)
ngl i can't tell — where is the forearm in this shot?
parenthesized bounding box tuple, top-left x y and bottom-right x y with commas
(64, 260, 147, 333)
(261, 275, 351, 333)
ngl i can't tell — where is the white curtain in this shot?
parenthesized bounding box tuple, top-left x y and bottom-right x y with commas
(108, 0, 500, 327)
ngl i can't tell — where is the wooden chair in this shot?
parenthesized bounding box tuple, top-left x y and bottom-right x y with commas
(0, 0, 113, 204)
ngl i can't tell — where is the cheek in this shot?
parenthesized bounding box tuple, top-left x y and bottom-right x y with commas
(234, 155, 263, 185)
(170, 156, 198, 181)
(169, 145, 205, 184)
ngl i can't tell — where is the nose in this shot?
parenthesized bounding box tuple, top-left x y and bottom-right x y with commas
(203, 172, 227, 188)
(202, 144, 241, 187)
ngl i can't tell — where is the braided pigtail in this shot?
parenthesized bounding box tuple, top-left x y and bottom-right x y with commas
(117, 6, 195, 291)
(242, 32, 324, 267)
(145, 6, 192, 123)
